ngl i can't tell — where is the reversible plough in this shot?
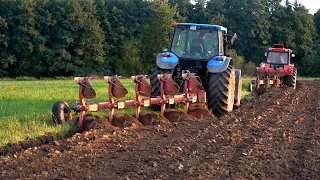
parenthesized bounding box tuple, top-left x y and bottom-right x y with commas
(52, 72, 206, 131)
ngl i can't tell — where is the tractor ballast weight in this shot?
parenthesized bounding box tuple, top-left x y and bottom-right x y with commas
(249, 44, 297, 91)
(151, 23, 242, 117)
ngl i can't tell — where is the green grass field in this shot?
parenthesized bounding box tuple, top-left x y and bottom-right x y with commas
(0, 77, 141, 146)
(0, 76, 317, 146)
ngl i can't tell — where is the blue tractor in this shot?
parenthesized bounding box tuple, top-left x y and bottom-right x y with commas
(150, 23, 242, 117)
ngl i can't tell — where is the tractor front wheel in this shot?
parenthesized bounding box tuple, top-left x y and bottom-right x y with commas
(208, 65, 235, 117)
(52, 101, 72, 124)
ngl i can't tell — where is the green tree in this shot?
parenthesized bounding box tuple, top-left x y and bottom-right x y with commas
(8, 0, 47, 77)
(222, 0, 271, 63)
(31, 0, 54, 77)
(0, 16, 15, 76)
(298, 49, 320, 77)
(44, 0, 106, 76)
(269, 2, 293, 46)
(207, 0, 226, 26)
(104, 0, 149, 74)
(169, 0, 192, 22)
(115, 39, 142, 76)
(188, 0, 210, 23)
(0, 0, 17, 76)
(0, 17, 6, 44)
(140, 0, 177, 70)
(94, 0, 111, 63)
(292, 3, 314, 57)
(315, 9, 320, 36)
(79, 0, 107, 76)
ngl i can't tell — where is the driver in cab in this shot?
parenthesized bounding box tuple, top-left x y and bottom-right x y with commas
(191, 32, 208, 56)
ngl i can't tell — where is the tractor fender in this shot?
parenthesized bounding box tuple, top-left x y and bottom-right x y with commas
(156, 52, 179, 70)
(206, 56, 232, 73)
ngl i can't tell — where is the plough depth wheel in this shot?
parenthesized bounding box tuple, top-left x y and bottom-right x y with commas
(52, 101, 72, 124)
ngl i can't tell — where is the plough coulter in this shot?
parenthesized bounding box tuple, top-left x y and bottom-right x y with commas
(52, 72, 206, 131)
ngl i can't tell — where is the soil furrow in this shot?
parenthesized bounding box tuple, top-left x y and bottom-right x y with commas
(0, 81, 319, 179)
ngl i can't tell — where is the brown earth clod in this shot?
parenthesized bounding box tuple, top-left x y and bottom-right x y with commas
(139, 112, 170, 125)
(188, 106, 216, 120)
(164, 109, 197, 122)
(112, 114, 142, 128)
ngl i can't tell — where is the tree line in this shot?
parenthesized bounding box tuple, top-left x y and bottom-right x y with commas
(0, 0, 319, 77)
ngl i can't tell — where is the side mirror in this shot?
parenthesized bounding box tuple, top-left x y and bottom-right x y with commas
(290, 53, 296, 64)
(230, 33, 237, 45)
(264, 52, 267, 57)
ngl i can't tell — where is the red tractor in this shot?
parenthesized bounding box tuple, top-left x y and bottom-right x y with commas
(249, 44, 297, 92)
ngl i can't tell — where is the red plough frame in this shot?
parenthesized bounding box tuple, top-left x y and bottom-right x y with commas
(74, 73, 206, 131)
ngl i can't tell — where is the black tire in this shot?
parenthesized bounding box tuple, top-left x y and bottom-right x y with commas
(248, 82, 253, 92)
(234, 69, 242, 109)
(150, 64, 171, 110)
(150, 64, 171, 96)
(284, 68, 297, 89)
(208, 65, 235, 117)
(52, 101, 72, 124)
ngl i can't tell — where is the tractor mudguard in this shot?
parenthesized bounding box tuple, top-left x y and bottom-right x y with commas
(206, 56, 232, 73)
(156, 52, 179, 70)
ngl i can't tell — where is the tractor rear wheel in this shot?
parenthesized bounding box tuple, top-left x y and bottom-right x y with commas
(150, 64, 171, 96)
(208, 65, 235, 117)
(284, 68, 297, 89)
(150, 64, 171, 110)
(52, 101, 72, 124)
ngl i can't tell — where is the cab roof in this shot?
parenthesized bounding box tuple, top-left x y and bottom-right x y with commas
(268, 44, 293, 53)
(177, 23, 227, 32)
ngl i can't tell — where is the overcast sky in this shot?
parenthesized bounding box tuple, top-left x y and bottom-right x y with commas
(190, 0, 319, 14)
(285, 0, 320, 14)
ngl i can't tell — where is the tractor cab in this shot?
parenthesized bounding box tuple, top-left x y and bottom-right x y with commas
(265, 44, 295, 67)
(170, 23, 227, 60)
(165, 23, 232, 76)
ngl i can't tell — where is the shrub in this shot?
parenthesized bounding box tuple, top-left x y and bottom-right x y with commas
(115, 39, 143, 76)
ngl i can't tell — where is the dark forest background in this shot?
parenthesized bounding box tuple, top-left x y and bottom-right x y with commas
(0, 0, 320, 77)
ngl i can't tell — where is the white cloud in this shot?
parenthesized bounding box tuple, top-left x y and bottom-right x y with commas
(283, 0, 320, 14)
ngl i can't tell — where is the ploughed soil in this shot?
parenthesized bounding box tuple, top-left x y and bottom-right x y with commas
(1, 81, 320, 179)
